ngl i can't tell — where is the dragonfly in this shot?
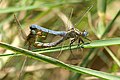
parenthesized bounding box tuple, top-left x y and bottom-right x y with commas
(30, 24, 91, 48)
(28, 2, 94, 59)
(14, 14, 48, 49)
(13, 1, 94, 50)
(26, 1, 94, 49)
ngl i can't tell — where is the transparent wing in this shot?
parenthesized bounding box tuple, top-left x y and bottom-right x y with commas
(14, 14, 27, 40)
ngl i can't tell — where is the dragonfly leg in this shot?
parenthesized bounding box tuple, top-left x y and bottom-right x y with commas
(69, 38, 77, 57)
(80, 37, 91, 48)
(84, 37, 91, 45)
(70, 38, 76, 48)
(85, 37, 91, 42)
(43, 32, 48, 40)
(77, 37, 84, 49)
(40, 31, 48, 40)
(78, 38, 81, 46)
(81, 38, 84, 43)
(77, 38, 84, 53)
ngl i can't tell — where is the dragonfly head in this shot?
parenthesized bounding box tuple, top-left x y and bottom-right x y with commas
(30, 25, 40, 35)
(30, 25, 36, 30)
(30, 25, 36, 35)
(82, 30, 89, 37)
(30, 25, 42, 36)
(81, 30, 91, 41)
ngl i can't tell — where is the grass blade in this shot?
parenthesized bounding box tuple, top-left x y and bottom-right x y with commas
(0, 38, 120, 56)
(0, 42, 120, 80)
(102, 10, 120, 37)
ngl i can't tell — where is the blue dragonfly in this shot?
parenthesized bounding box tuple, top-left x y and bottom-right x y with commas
(30, 24, 91, 48)
(24, 1, 94, 49)
(28, 4, 93, 48)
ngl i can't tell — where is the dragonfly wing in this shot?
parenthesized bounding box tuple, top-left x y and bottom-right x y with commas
(14, 14, 27, 40)
(55, 10, 74, 30)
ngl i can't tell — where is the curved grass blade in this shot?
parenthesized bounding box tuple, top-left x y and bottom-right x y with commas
(102, 10, 120, 37)
(105, 47, 120, 67)
(0, 42, 120, 80)
(1, 38, 120, 56)
(0, 1, 87, 14)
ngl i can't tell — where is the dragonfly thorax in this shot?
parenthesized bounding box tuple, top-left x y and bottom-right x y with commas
(68, 28, 89, 39)
(66, 28, 80, 39)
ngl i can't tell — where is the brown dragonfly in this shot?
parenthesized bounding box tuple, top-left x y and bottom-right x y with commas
(14, 14, 47, 50)
(13, 14, 50, 80)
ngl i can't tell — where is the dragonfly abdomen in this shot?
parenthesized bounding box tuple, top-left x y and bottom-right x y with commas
(30, 24, 67, 37)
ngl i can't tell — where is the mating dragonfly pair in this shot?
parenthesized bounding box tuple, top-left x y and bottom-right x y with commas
(14, 13, 91, 51)
(27, 24, 91, 50)
(22, 8, 93, 50)
(14, 2, 93, 51)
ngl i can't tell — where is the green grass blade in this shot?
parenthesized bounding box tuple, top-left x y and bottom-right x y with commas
(97, 0, 106, 13)
(0, 38, 120, 56)
(0, 42, 120, 80)
(0, 1, 85, 14)
(97, 0, 107, 38)
(83, 38, 120, 48)
(0, 5, 40, 14)
(105, 47, 120, 67)
(102, 10, 120, 37)
(35, 38, 120, 53)
(69, 48, 97, 80)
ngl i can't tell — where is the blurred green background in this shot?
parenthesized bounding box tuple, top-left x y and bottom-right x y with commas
(0, 0, 120, 80)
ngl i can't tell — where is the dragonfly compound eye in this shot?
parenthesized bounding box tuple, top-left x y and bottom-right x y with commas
(31, 30, 36, 35)
(30, 24, 37, 30)
(82, 30, 88, 37)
